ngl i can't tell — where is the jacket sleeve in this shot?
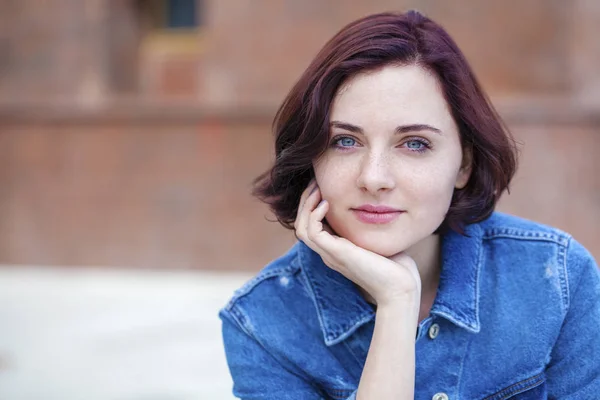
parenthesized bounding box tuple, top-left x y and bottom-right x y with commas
(220, 307, 358, 400)
(545, 238, 600, 399)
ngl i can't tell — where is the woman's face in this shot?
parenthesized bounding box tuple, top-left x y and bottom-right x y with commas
(312, 64, 471, 257)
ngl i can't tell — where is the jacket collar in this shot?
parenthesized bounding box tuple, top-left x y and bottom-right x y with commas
(430, 222, 482, 333)
(298, 222, 483, 346)
(298, 240, 375, 346)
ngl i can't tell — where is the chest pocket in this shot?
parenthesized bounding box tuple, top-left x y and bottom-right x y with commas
(482, 373, 546, 400)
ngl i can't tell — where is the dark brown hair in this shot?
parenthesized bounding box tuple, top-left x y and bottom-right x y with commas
(253, 10, 518, 234)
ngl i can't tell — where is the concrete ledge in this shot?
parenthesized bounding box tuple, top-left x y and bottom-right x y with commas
(0, 267, 251, 400)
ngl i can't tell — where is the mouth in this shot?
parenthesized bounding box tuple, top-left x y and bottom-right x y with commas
(350, 205, 405, 224)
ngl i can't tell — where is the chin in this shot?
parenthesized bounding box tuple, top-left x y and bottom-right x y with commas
(344, 233, 409, 258)
(326, 216, 430, 258)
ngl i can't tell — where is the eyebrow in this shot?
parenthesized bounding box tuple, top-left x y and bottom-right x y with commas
(330, 121, 442, 135)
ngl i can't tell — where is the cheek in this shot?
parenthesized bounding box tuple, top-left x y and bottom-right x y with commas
(406, 164, 459, 217)
(313, 156, 356, 197)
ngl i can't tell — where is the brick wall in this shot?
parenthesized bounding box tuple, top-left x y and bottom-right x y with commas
(0, 0, 598, 270)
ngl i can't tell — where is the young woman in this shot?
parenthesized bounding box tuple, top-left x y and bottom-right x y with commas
(219, 10, 600, 400)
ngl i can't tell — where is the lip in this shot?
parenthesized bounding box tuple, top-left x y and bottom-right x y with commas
(351, 204, 405, 224)
(354, 204, 403, 213)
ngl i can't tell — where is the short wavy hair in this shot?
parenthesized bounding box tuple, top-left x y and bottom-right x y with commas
(253, 10, 518, 234)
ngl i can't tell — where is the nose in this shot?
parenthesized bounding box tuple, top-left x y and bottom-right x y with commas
(356, 150, 396, 194)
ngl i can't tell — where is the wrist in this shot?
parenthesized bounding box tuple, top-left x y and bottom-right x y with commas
(376, 294, 420, 320)
(376, 288, 420, 310)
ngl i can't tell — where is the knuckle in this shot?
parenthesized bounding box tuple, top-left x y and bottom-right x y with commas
(296, 225, 308, 239)
(304, 226, 312, 239)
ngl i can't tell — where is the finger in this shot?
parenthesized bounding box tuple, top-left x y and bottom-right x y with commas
(304, 199, 364, 277)
(312, 204, 361, 263)
(307, 199, 328, 238)
(296, 181, 315, 216)
(295, 184, 322, 243)
(306, 199, 343, 255)
(294, 180, 316, 231)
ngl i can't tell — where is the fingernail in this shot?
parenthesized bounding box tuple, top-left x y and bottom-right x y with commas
(318, 199, 327, 207)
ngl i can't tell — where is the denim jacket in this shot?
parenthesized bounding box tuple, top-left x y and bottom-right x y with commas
(219, 212, 600, 399)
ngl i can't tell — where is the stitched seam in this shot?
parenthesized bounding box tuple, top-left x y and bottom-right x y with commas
(482, 226, 568, 242)
(226, 304, 252, 337)
(497, 379, 544, 400)
(343, 339, 365, 370)
(455, 332, 475, 395)
(310, 278, 333, 338)
(559, 237, 570, 314)
(299, 258, 330, 343)
(328, 388, 354, 394)
(432, 304, 478, 332)
(297, 265, 314, 300)
(474, 232, 483, 330)
(482, 233, 568, 246)
(483, 376, 542, 399)
(224, 264, 298, 310)
(329, 313, 374, 345)
(482, 373, 544, 400)
(325, 387, 355, 400)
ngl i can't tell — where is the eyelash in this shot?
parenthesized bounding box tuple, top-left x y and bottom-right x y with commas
(330, 135, 432, 153)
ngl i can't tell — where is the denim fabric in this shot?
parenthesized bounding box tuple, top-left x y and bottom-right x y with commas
(219, 212, 600, 399)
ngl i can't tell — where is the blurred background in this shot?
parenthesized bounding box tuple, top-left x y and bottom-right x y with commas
(0, 1, 598, 399)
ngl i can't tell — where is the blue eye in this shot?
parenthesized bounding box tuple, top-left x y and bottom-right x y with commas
(335, 137, 356, 147)
(406, 140, 425, 150)
(403, 138, 431, 153)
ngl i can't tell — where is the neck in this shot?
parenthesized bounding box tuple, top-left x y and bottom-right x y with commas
(358, 234, 442, 307)
(404, 234, 442, 294)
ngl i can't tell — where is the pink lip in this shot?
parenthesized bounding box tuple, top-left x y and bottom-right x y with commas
(351, 204, 405, 224)
(354, 204, 402, 213)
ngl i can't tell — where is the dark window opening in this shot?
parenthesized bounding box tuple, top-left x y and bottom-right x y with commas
(140, 0, 202, 30)
(166, 0, 198, 28)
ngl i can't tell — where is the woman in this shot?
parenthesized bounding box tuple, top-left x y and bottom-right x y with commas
(219, 10, 600, 399)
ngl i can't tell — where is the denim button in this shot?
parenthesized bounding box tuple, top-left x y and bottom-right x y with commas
(428, 323, 440, 339)
(432, 393, 449, 400)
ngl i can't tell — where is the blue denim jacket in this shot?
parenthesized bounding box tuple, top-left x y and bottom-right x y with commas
(219, 212, 600, 399)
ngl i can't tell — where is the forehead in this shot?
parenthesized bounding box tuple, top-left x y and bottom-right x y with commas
(330, 64, 454, 129)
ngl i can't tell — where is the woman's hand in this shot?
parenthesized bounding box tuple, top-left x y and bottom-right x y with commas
(294, 180, 422, 309)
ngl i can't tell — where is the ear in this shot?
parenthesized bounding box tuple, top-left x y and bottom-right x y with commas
(455, 145, 473, 189)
